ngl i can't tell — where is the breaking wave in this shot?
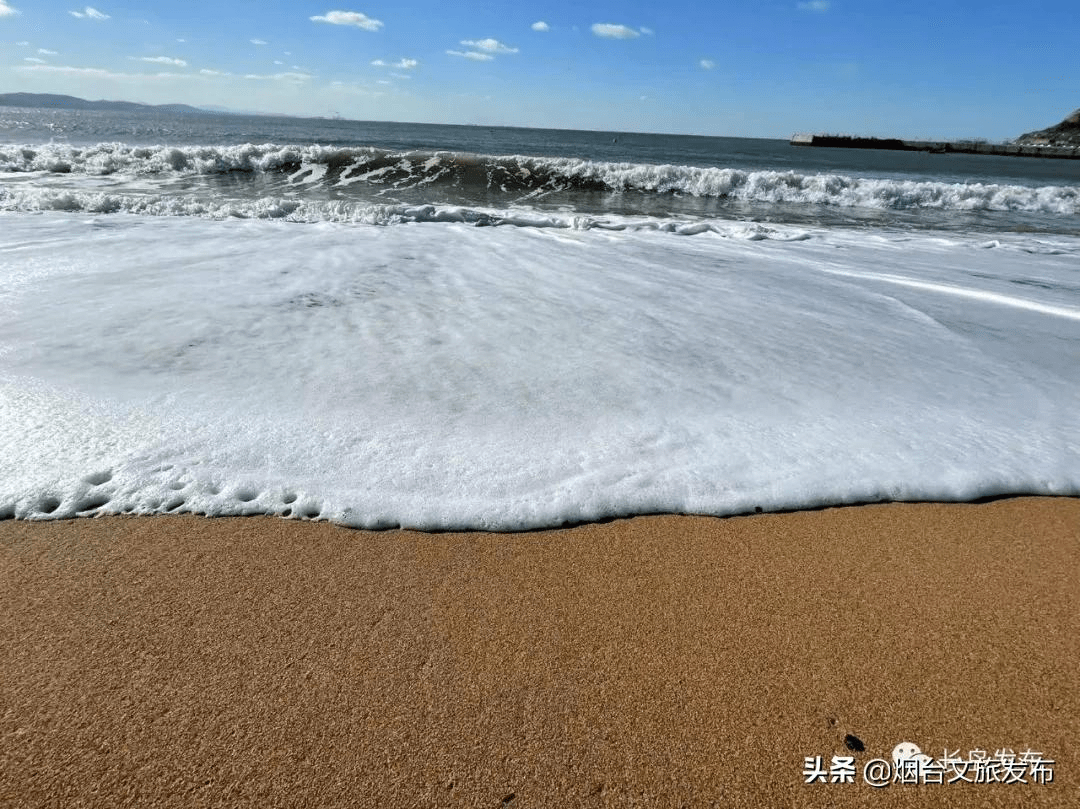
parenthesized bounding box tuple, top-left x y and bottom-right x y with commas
(2, 142, 1078, 214)
(0, 185, 815, 239)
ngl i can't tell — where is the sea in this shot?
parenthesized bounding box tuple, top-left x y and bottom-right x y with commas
(2, 106, 1078, 529)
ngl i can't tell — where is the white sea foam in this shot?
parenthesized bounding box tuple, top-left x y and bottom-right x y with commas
(0, 186, 818, 236)
(1, 212, 1077, 529)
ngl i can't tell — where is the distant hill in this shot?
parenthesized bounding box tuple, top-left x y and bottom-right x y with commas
(1017, 109, 1080, 147)
(0, 92, 219, 115)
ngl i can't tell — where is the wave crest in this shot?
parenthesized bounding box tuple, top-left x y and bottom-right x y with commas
(1, 142, 1077, 214)
(0, 186, 821, 240)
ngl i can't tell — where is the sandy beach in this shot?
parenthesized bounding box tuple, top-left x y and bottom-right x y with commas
(1, 497, 1077, 807)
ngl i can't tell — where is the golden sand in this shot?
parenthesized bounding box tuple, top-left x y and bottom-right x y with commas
(2, 498, 1077, 807)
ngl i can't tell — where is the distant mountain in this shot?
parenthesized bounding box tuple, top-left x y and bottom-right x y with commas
(0, 92, 220, 115)
(196, 104, 279, 116)
(1017, 109, 1080, 147)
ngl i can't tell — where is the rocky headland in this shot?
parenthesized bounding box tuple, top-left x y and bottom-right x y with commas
(1016, 108, 1080, 147)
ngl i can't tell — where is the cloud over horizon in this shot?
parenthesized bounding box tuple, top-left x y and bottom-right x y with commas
(459, 38, 518, 54)
(372, 58, 418, 69)
(591, 23, 641, 39)
(15, 63, 186, 80)
(310, 10, 383, 30)
(244, 71, 312, 82)
(446, 50, 494, 62)
(133, 56, 187, 66)
(69, 6, 109, 20)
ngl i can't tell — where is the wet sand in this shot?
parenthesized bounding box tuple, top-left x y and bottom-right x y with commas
(2, 497, 1078, 807)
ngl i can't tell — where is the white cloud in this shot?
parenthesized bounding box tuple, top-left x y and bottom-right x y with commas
(24, 57, 46, 63)
(176, 38, 185, 42)
(69, 6, 109, 19)
(17, 64, 112, 77)
(591, 23, 640, 39)
(371, 57, 417, 69)
(310, 10, 383, 30)
(699, 59, 715, 69)
(250, 39, 267, 45)
(16, 41, 30, 46)
(133, 56, 188, 66)
(460, 38, 517, 54)
(446, 49, 493, 62)
(244, 71, 311, 81)
(531, 21, 549, 32)
(797, 1, 830, 10)
(640, 26, 654, 35)
(200, 68, 230, 76)
(15, 64, 185, 80)
(38, 48, 58, 55)
(0, 1, 20, 17)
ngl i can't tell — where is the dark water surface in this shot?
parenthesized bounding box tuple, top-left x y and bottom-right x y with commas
(2, 105, 1078, 234)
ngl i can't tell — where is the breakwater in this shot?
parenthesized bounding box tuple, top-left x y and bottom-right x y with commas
(790, 133, 1080, 159)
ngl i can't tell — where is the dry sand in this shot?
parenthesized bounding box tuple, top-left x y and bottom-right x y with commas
(1, 497, 1077, 808)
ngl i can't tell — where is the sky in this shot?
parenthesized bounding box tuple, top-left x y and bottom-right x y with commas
(1, 1, 1077, 139)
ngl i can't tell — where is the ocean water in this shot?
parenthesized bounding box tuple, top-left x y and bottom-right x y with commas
(2, 106, 1078, 528)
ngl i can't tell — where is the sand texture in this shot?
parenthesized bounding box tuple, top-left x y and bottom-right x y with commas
(2, 497, 1078, 807)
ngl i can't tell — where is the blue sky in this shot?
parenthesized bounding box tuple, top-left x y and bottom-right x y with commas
(2, 1, 1077, 138)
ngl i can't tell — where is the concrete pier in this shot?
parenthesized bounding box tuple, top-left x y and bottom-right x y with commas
(789, 134, 1080, 159)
